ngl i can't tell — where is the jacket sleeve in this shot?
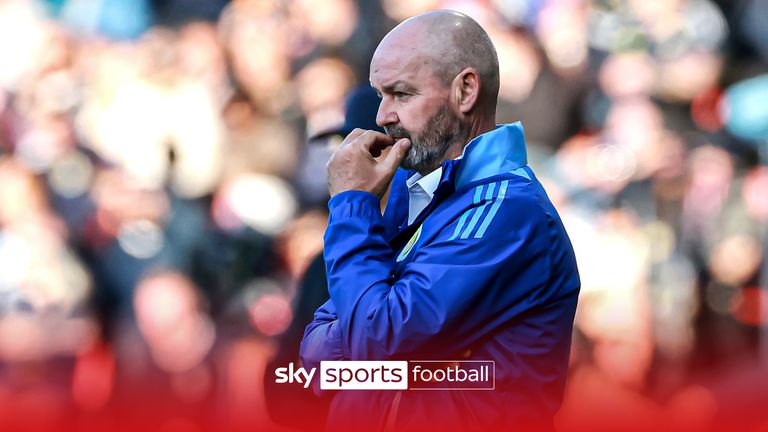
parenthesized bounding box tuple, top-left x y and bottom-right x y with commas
(300, 299, 345, 372)
(311, 185, 556, 360)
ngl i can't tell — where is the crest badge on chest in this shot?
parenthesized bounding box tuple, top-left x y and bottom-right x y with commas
(396, 224, 423, 262)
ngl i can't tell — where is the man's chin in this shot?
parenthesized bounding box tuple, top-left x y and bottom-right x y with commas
(399, 156, 421, 173)
(398, 142, 448, 174)
(400, 158, 439, 175)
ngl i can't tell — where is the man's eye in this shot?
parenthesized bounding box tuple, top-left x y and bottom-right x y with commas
(394, 92, 409, 99)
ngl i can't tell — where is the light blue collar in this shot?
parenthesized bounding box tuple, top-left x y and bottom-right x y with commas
(454, 122, 528, 188)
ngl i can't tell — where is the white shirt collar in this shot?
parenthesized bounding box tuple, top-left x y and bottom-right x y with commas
(405, 167, 442, 225)
(405, 167, 442, 198)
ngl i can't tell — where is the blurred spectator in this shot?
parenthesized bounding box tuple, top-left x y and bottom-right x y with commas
(264, 84, 383, 431)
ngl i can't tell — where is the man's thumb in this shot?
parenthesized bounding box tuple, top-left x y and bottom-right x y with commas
(382, 138, 411, 171)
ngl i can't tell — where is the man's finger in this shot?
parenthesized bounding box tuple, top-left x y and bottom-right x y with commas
(357, 131, 396, 157)
(340, 128, 368, 147)
(380, 138, 411, 173)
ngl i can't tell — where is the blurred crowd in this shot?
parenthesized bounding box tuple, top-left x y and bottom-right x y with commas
(0, 0, 766, 430)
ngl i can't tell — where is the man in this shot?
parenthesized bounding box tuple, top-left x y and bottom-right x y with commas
(300, 10, 580, 432)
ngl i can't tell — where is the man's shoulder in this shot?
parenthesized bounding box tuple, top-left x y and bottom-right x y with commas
(448, 170, 545, 217)
(418, 170, 549, 245)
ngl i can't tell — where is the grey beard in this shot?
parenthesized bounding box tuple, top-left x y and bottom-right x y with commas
(401, 136, 452, 174)
(386, 105, 467, 175)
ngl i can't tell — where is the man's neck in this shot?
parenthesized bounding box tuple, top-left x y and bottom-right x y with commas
(466, 113, 497, 143)
(445, 114, 496, 160)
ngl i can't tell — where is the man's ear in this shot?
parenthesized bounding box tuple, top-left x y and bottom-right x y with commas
(452, 67, 481, 114)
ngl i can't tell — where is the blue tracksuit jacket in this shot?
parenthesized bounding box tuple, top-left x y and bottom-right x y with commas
(300, 122, 580, 431)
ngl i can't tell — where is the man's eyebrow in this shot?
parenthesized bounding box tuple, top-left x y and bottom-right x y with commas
(379, 80, 417, 93)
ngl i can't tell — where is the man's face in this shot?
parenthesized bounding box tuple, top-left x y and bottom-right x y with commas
(370, 39, 465, 174)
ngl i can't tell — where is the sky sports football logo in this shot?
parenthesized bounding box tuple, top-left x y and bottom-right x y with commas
(274, 360, 495, 390)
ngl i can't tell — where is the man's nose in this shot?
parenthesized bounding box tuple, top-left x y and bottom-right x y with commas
(376, 98, 398, 128)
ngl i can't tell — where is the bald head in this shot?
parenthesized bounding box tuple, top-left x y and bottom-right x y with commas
(369, 11, 500, 174)
(375, 10, 500, 108)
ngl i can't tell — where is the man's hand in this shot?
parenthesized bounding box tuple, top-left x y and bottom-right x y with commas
(326, 128, 411, 199)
